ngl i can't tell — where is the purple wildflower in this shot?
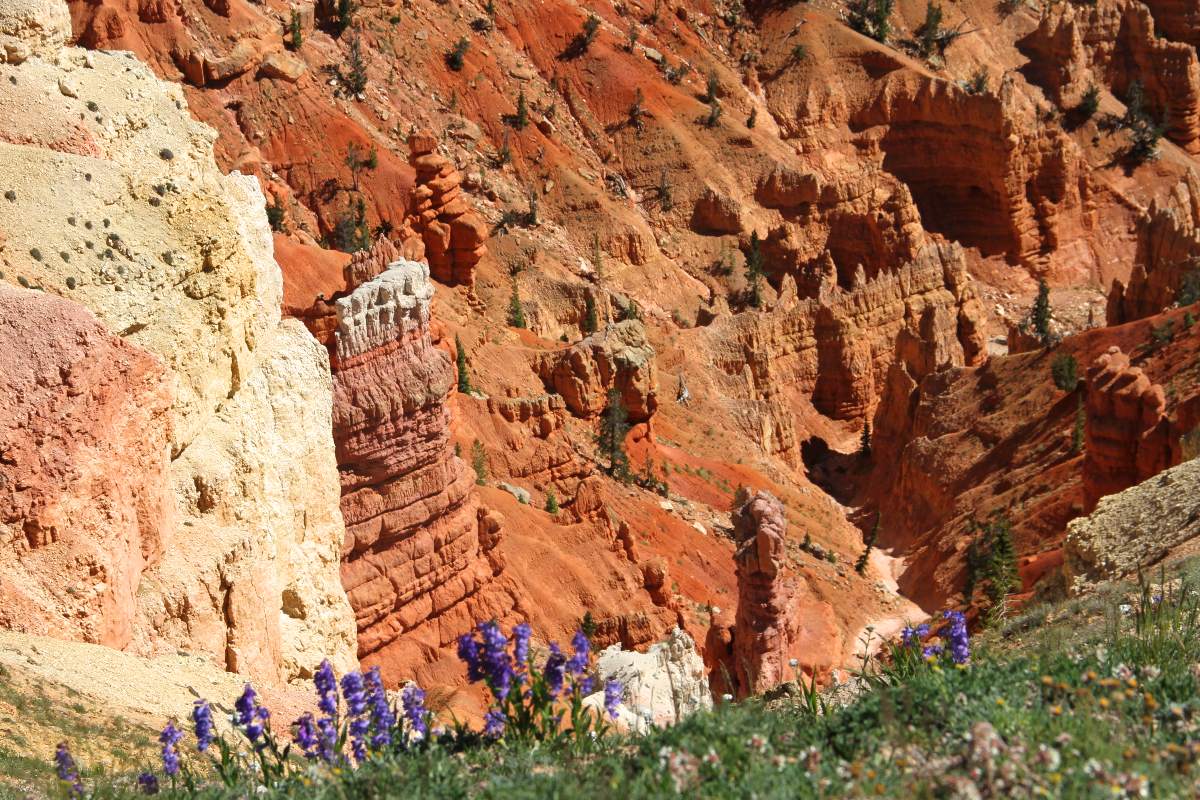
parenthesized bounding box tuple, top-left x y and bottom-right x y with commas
(191, 699, 214, 752)
(544, 642, 566, 698)
(294, 713, 320, 759)
(603, 679, 622, 719)
(457, 633, 483, 682)
(137, 771, 159, 795)
(341, 671, 370, 761)
(478, 621, 515, 701)
(54, 742, 84, 799)
(576, 675, 594, 695)
(401, 684, 429, 739)
(314, 659, 339, 718)
(235, 684, 258, 727)
(513, 622, 532, 668)
(316, 716, 338, 763)
(566, 629, 590, 675)
(901, 623, 930, 647)
(365, 666, 394, 751)
(159, 721, 183, 776)
(483, 709, 506, 738)
(922, 644, 944, 659)
(942, 610, 970, 664)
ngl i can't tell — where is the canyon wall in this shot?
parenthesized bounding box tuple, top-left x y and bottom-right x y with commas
(0, 1, 356, 683)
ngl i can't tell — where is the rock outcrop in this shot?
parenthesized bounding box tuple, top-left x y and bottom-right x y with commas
(851, 73, 1094, 270)
(328, 253, 522, 686)
(1083, 347, 1174, 512)
(1065, 456, 1200, 592)
(1108, 171, 1200, 324)
(1021, 0, 1200, 152)
(405, 131, 487, 288)
(536, 320, 659, 423)
(705, 491, 808, 699)
(0, 286, 172, 648)
(703, 243, 985, 457)
(0, 6, 356, 683)
(583, 628, 711, 730)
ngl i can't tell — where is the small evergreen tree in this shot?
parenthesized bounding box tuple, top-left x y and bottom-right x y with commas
(629, 88, 646, 132)
(1121, 81, 1165, 163)
(446, 37, 470, 71)
(917, 1, 943, 58)
(855, 514, 880, 575)
(860, 420, 872, 458)
(1051, 352, 1078, 391)
(508, 281, 527, 328)
(582, 292, 599, 334)
(514, 90, 529, 130)
(745, 231, 764, 308)
(705, 97, 722, 128)
(848, 0, 894, 42)
(344, 33, 368, 94)
(596, 389, 631, 481)
(545, 488, 560, 513)
(456, 334, 473, 394)
(289, 10, 303, 50)
(746, 107, 758, 128)
(580, 611, 598, 639)
(1031, 278, 1052, 345)
(471, 440, 488, 485)
(1077, 84, 1100, 120)
(1071, 395, 1085, 455)
(967, 513, 1018, 620)
(658, 169, 673, 211)
(334, 0, 355, 35)
(704, 70, 720, 104)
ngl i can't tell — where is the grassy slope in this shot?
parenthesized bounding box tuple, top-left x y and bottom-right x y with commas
(33, 557, 1200, 799)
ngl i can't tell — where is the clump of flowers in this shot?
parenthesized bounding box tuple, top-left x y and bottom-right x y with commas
(888, 610, 972, 678)
(456, 620, 622, 743)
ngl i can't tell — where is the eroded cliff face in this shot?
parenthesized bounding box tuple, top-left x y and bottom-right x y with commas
(0, 286, 172, 649)
(1022, 0, 1200, 153)
(0, 1, 356, 683)
(324, 248, 524, 686)
(1109, 171, 1200, 324)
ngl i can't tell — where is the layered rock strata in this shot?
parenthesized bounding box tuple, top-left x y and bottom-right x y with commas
(329, 254, 521, 685)
(406, 131, 487, 287)
(0, 2, 356, 683)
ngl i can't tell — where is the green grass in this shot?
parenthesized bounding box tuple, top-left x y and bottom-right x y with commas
(39, 561, 1200, 798)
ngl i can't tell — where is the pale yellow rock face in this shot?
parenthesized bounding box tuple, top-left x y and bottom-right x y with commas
(0, 5, 356, 683)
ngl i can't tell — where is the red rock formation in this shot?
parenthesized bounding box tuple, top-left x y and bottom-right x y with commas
(1108, 171, 1200, 324)
(1082, 347, 1174, 511)
(328, 249, 522, 686)
(1142, 0, 1200, 49)
(1021, 0, 1200, 152)
(406, 130, 487, 288)
(851, 73, 1094, 270)
(535, 320, 658, 423)
(704, 490, 836, 698)
(0, 285, 173, 648)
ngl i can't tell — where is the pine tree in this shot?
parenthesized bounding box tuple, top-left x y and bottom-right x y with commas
(745, 231, 764, 308)
(455, 334, 473, 394)
(514, 90, 529, 130)
(583, 292, 599, 334)
(1031, 279, 1052, 345)
(596, 389, 631, 481)
(982, 514, 1018, 613)
(545, 488, 560, 513)
(508, 281, 526, 328)
(289, 10, 303, 50)
(855, 514, 880, 575)
(335, 0, 355, 34)
(471, 440, 488, 485)
(1051, 352, 1078, 391)
(344, 33, 368, 94)
(860, 420, 872, 458)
